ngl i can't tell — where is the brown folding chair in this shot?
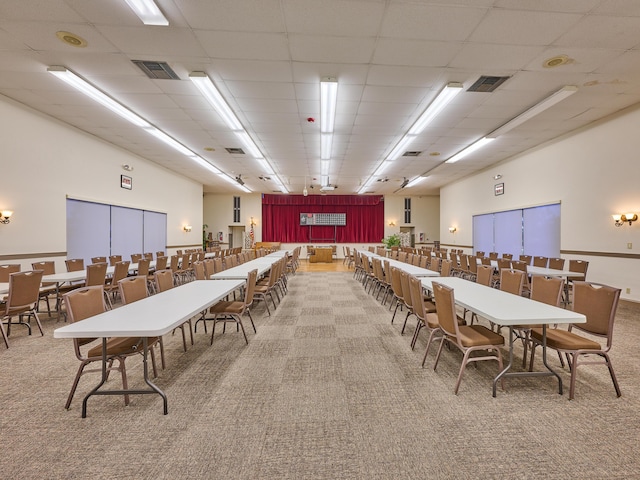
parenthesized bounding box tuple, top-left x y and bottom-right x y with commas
(1, 270, 45, 348)
(432, 282, 504, 394)
(209, 269, 258, 345)
(62, 285, 141, 409)
(529, 282, 621, 400)
(154, 269, 193, 351)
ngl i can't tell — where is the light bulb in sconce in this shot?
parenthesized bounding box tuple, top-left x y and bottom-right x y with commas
(183, 225, 192, 232)
(449, 226, 457, 233)
(0, 210, 13, 224)
(388, 221, 396, 227)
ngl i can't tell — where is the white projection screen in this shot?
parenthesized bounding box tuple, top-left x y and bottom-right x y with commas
(472, 203, 560, 258)
(66, 199, 167, 265)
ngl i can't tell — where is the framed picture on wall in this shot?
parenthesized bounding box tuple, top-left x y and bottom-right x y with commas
(121, 175, 132, 190)
(494, 183, 504, 196)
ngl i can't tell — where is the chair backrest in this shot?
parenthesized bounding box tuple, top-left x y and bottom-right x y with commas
(519, 255, 532, 265)
(502, 253, 513, 260)
(476, 265, 493, 286)
(131, 253, 143, 263)
(118, 276, 148, 304)
(154, 269, 174, 292)
(440, 259, 453, 277)
(390, 266, 403, 301)
(569, 260, 589, 281)
(155, 256, 168, 271)
(398, 251, 407, 263)
(497, 258, 512, 271)
(63, 286, 107, 323)
(0, 264, 20, 282)
(412, 254, 420, 266)
(399, 271, 413, 310)
(489, 252, 498, 259)
(548, 257, 565, 270)
(430, 257, 441, 273)
(111, 261, 130, 284)
(408, 275, 426, 322)
(572, 282, 621, 346)
(213, 257, 224, 273)
(32, 261, 55, 276)
(431, 282, 458, 338)
(144, 252, 154, 261)
(476, 251, 485, 257)
(383, 260, 391, 284)
(481, 257, 492, 266)
(5, 270, 44, 311)
(242, 269, 258, 307)
(65, 258, 84, 272)
(467, 256, 478, 274)
(533, 256, 548, 267)
(170, 255, 180, 272)
(192, 261, 206, 280)
(91, 256, 107, 264)
(499, 269, 524, 296)
(530, 275, 564, 306)
(109, 255, 122, 266)
(156, 251, 165, 258)
(203, 259, 215, 278)
(419, 256, 428, 269)
(136, 258, 150, 277)
(85, 262, 108, 287)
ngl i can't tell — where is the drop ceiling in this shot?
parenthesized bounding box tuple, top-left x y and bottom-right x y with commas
(2, 0, 640, 196)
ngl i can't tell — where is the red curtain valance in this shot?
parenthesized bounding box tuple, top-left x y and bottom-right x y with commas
(261, 194, 383, 206)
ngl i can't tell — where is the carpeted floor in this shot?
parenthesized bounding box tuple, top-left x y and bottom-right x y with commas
(1, 272, 639, 479)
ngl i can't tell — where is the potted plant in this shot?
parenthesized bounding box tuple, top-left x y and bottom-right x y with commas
(381, 233, 401, 249)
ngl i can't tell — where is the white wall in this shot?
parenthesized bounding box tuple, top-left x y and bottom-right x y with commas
(203, 193, 262, 245)
(440, 104, 640, 301)
(0, 96, 203, 271)
(384, 195, 440, 243)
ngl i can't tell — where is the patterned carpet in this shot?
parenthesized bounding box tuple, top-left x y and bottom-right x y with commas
(1, 271, 639, 479)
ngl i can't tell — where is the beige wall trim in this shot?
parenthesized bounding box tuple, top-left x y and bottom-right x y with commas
(561, 250, 640, 260)
(0, 252, 67, 261)
(167, 244, 203, 249)
(439, 243, 474, 249)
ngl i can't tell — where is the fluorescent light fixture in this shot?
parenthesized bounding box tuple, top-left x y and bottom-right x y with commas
(405, 177, 425, 188)
(235, 131, 263, 159)
(387, 135, 416, 161)
(407, 82, 463, 135)
(192, 156, 221, 175)
(487, 86, 578, 138)
(320, 133, 333, 160)
(278, 185, 288, 193)
(446, 137, 495, 164)
(189, 72, 243, 131)
(257, 158, 274, 175)
(320, 77, 338, 133)
(320, 160, 330, 176)
(321, 175, 329, 187)
(48, 66, 151, 128)
(123, 0, 168, 25)
(271, 176, 288, 193)
(143, 127, 198, 157)
(373, 161, 392, 177)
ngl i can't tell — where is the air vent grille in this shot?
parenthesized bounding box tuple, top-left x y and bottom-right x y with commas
(132, 60, 180, 80)
(225, 147, 245, 155)
(402, 151, 422, 157)
(467, 76, 510, 93)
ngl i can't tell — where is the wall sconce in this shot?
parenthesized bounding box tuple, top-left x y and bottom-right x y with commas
(250, 216, 256, 227)
(613, 213, 638, 227)
(0, 210, 13, 224)
(183, 225, 192, 232)
(388, 221, 396, 227)
(449, 226, 457, 233)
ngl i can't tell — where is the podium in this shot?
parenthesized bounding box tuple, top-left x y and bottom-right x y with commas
(309, 247, 333, 263)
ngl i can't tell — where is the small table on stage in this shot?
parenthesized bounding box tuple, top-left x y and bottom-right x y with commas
(309, 247, 333, 263)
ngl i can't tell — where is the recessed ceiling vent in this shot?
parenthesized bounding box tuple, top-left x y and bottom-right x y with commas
(467, 76, 510, 93)
(225, 147, 245, 155)
(132, 60, 180, 80)
(402, 151, 422, 157)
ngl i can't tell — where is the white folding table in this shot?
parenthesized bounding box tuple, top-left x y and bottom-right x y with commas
(210, 258, 276, 280)
(420, 277, 586, 396)
(53, 279, 243, 417)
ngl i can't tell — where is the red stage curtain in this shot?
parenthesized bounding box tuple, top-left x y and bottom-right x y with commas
(262, 194, 384, 243)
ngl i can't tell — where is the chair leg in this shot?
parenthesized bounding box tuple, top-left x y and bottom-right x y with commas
(65, 361, 89, 409)
(0, 320, 9, 348)
(246, 310, 257, 334)
(117, 357, 130, 406)
(603, 352, 622, 397)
